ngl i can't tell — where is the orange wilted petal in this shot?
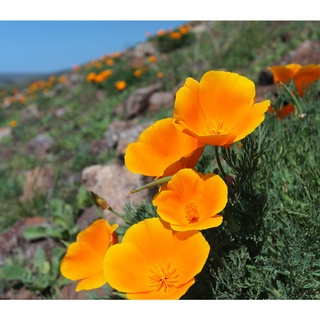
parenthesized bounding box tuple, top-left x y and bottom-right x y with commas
(152, 168, 227, 231)
(124, 118, 205, 179)
(104, 217, 210, 299)
(60, 219, 118, 291)
(173, 70, 270, 146)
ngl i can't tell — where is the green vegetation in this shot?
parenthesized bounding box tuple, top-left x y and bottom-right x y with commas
(1, 21, 320, 300)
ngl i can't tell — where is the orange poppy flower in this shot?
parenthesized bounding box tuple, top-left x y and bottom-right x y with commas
(152, 168, 226, 231)
(179, 25, 190, 35)
(106, 58, 114, 66)
(169, 31, 182, 39)
(94, 74, 105, 83)
(95, 69, 113, 82)
(133, 69, 142, 77)
(58, 76, 67, 83)
(148, 55, 157, 63)
(60, 219, 118, 291)
(87, 72, 96, 82)
(110, 52, 121, 59)
(19, 96, 26, 104)
(9, 120, 17, 127)
(173, 70, 270, 146)
(157, 29, 166, 37)
(268, 63, 320, 96)
(124, 118, 205, 179)
(104, 217, 210, 299)
(115, 80, 126, 91)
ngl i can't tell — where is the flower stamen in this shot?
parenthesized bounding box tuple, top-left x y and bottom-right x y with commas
(185, 202, 200, 223)
(205, 119, 227, 135)
(149, 263, 179, 292)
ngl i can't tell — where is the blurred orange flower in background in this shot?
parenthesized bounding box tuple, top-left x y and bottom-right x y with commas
(268, 63, 320, 96)
(18, 96, 26, 104)
(60, 219, 118, 292)
(109, 52, 121, 59)
(268, 103, 295, 120)
(133, 69, 142, 77)
(115, 80, 126, 91)
(87, 72, 96, 82)
(92, 61, 103, 69)
(152, 168, 227, 231)
(148, 55, 157, 63)
(9, 120, 17, 127)
(58, 75, 67, 83)
(94, 69, 113, 82)
(178, 24, 190, 35)
(169, 31, 182, 40)
(106, 58, 114, 66)
(157, 29, 166, 37)
(124, 118, 205, 179)
(104, 217, 210, 300)
(173, 70, 270, 147)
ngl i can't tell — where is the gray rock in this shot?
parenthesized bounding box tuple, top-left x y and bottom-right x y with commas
(22, 166, 55, 201)
(125, 82, 162, 119)
(26, 133, 54, 159)
(81, 163, 151, 226)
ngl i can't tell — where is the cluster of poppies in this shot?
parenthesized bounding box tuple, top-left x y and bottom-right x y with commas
(60, 69, 271, 299)
(268, 63, 320, 119)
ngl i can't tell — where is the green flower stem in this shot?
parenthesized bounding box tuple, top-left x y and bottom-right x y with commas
(130, 175, 173, 194)
(215, 146, 227, 177)
(107, 207, 131, 224)
(224, 210, 240, 233)
(279, 81, 303, 115)
(90, 190, 131, 224)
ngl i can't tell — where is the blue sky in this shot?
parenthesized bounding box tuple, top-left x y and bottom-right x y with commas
(0, 21, 187, 74)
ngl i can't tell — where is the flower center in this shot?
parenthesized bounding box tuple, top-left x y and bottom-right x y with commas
(205, 118, 227, 135)
(185, 202, 199, 223)
(149, 263, 179, 293)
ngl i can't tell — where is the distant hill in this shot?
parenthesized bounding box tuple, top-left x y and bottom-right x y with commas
(0, 70, 70, 90)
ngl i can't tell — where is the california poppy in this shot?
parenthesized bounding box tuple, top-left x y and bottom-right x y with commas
(124, 118, 205, 179)
(9, 120, 17, 127)
(269, 63, 320, 96)
(104, 217, 210, 299)
(173, 70, 270, 146)
(87, 72, 96, 82)
(115, 80, 126, 91)
(152, 168, 227, 231)
(60, 219, 118, 291)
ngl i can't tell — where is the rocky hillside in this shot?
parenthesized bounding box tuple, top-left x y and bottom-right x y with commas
(1, 21, 320, 299)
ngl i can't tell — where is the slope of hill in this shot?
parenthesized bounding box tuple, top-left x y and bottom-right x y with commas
(0, 70, 70, 90)
(1, 21, 320, 301)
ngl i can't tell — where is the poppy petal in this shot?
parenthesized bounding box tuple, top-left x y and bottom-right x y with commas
(199, 71, 256, 129)
(232, 100, 270, 142)
(124, 118, 204, 178)
(104, 243, 151, 293)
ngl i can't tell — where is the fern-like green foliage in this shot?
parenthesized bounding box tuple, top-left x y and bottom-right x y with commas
(182, 81, 320, 300)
